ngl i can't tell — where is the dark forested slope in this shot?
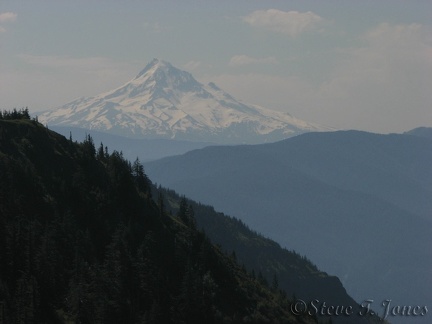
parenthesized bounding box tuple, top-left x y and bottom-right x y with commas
(0, 113, 317, 324)
(157, 187, 382, 324)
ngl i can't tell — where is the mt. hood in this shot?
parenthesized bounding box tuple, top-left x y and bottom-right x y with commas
(39, 59, 331, 144)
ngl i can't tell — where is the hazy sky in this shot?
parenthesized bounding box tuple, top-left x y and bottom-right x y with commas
(1, 1, 431, 133)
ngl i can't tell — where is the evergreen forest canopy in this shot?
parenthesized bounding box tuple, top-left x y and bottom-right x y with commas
(0, 108, 31, 120)
(0, 110, 319, 323)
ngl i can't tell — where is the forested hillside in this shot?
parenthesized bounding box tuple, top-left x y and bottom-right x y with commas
(157, 187, 382, 324)
(144, 129, 432, 315)
(0, 111, 317, 324)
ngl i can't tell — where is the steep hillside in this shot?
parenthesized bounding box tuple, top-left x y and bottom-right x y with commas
(158, 187, 383, 324)
(145, 130, 432, 323)
(0, 113, 318, 324)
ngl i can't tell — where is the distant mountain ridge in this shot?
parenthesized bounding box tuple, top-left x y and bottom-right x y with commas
(39, 58, 332, 144)
(405, 126, 432, 140)
(144, 130, 432, 324)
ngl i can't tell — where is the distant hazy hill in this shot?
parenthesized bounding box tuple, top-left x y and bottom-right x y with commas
(39, 58, 331, 144)
(405, 126, 432, 140)
(145, 130, 432, 323)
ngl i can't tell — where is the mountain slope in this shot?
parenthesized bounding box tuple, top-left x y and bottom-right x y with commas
(0, 115, 318, 324)
(39, 59, 331, 144)
(158, 187, 383, 324)
(144, 130, 432, 323)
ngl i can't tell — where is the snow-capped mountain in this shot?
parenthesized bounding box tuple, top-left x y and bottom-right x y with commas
(39, 58, 331, 144)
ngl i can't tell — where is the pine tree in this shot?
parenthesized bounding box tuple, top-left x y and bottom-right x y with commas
(132, 157, 150, 195)
(82, 134, 96, 158)
(272, 274, 279, 291)
(157, 193, 165, 218)
(178, 196, 188, 224)
(97, 142, 105, 161)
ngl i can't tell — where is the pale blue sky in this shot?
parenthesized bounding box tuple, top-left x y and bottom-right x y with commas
(1, 0, 431, 132)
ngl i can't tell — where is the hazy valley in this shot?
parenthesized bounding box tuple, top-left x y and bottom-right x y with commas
(2, 58, 430, 323)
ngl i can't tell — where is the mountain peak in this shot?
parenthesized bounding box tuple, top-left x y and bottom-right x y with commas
(39, 59, 333, 144)
(131, 59, 202, 98)
(135, 58, 173, 79)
